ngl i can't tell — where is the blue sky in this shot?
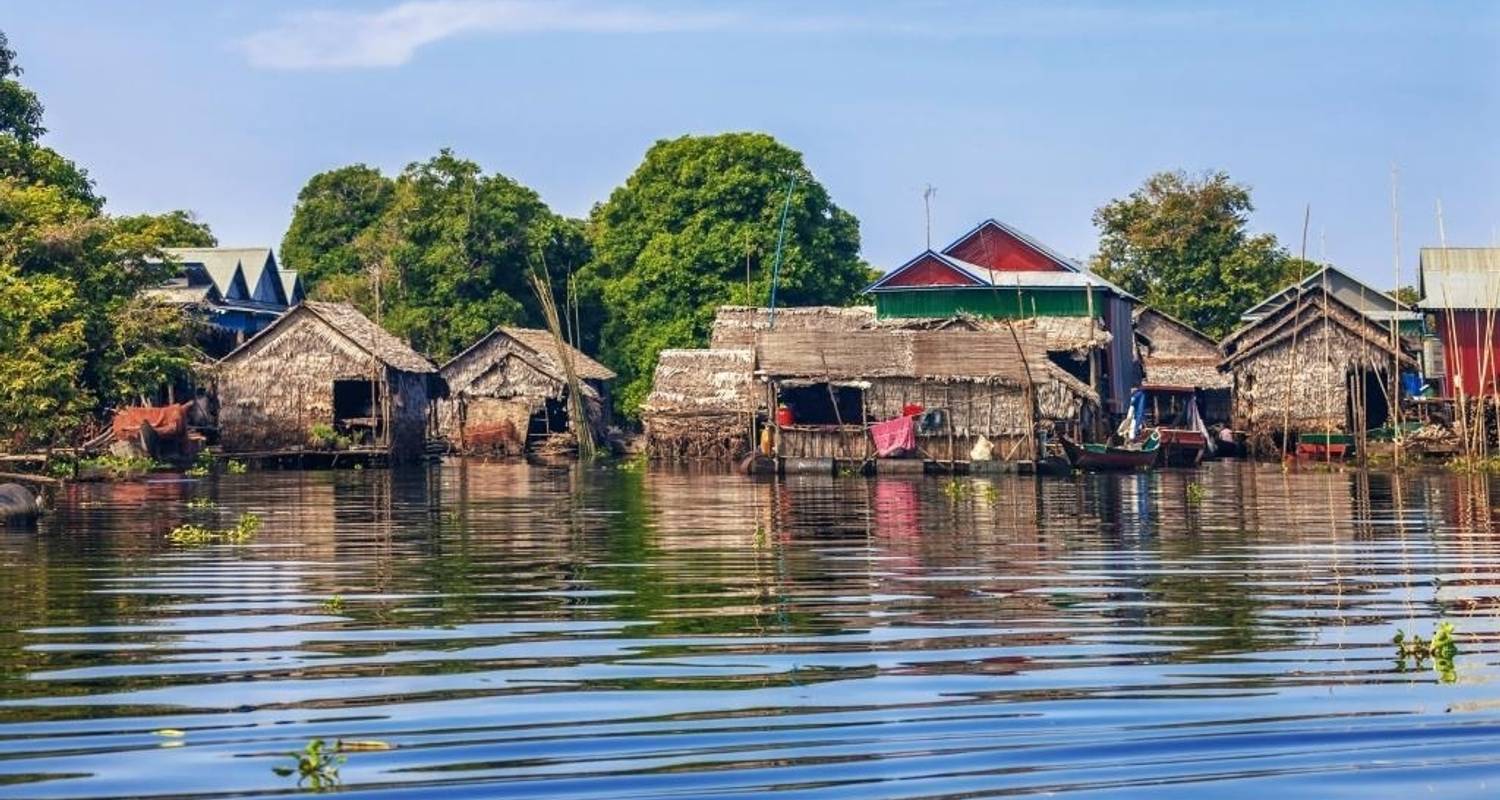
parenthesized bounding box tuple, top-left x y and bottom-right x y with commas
(6, 1, 1498, 287)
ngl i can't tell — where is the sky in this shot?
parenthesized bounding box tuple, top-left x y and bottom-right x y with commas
(5, 0, 1498, 287)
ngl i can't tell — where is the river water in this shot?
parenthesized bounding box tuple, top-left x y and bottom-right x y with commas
(1, 461, 1498, 798)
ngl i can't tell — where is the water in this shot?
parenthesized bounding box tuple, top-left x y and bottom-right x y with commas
(1, 461, 1499, 798)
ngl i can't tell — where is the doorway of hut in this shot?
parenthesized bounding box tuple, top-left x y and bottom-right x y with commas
(333, 379, 382, 447)
(777, 383, 864, 426)
(1346, 368, 1391, 432)
(526, 395, 570, 447)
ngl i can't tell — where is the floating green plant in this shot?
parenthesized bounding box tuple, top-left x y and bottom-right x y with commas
(166, 513, 261, 546)
(166, 524, 217, 545)
(186, 496, 217, 509)
(321, 595, 345, 614)
(272, 738, 345, 791)
(1185, 482, 1205, 504)
(942, 479, 972, 500)
(226, 460, 248, 475)
(1394, 621, 1459, 683)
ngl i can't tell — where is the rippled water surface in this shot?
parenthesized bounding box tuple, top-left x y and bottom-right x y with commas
(3, 461, 1500, 798)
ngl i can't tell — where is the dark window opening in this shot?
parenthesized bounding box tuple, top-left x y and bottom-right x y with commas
(1047, 352, 1090, 385)
(334, 380, 379, 421)
(777, 384, 864, 426)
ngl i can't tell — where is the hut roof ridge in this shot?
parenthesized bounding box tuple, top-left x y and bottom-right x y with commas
(218, 301, 436, 373)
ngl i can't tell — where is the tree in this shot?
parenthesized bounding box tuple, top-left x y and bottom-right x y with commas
(1091, 170, 1301, 338)
(581, 133, 870, 415)
(113, 210, 216, 248)
(280, 164, 393, 287)
(0, 30, 214, 446)
(1390, 285, 1420, 307)
(0, 32, 44, 145)
(283, 151, 588, 360)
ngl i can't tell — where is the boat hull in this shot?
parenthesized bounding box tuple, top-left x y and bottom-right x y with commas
(1060, 436, 1159, 472)
(1152, 428, 1207, 467)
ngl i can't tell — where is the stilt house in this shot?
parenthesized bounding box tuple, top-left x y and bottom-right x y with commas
(1417, 247, 1500, 401)
(149, 247, 305, 354)
(215, 302, 441, 460)
(641, 348, 758, 460)
(863, 219, 1138, 415)
(756, 327, 1097, 462)
(1220, 285, 1417, 441)
(438, 326, 615, 454)
(1133, 307, 1230, 424)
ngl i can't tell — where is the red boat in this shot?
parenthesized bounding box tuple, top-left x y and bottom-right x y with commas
(1134, 385, 1212, 467)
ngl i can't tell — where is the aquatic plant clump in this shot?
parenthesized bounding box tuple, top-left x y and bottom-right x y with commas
(273, 738, 345, 791)
(166, 513, 261, 546)
(1394, 622, 1459, 683)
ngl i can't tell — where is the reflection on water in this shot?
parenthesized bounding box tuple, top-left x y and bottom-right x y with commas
(2, 462, 1499, 798)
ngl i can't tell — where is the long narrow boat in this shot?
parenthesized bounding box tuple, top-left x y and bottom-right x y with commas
(1060, 431, 1161, 471)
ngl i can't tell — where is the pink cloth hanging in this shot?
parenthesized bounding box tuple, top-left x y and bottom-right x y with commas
(870, 415, 916, 457)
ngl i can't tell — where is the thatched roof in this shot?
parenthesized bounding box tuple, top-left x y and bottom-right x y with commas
(1038, 360, 1099, 405)
(755, 329, 1045, 383)
(445, 326, 615, 382)
(710, 305, 875, 349)
(643, 349, 757, 415)
(220, 301, 437, 374)
(1221, 288, 1417, 370)
(875, 314, 1108, 355)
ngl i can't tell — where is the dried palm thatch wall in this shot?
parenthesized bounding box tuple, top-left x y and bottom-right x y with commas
(215, 302, 438, 460)
(1223, 291, 1416, 435)
(642, 349, 757, 461)
(710, 305, 875, 349)
(758, 329, 1098, 462)
(1134, 307, 1228, 386)
(438, 327, 614, 454)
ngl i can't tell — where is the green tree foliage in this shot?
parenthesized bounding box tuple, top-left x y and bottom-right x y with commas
(280, 164, 393, 287)
(0, 32, 43, 145)
(1091, 170, 1302, 338)
(113, 210, 216, 247)
(0, 31, 212, 447)
(1390, 285, 1420, 307)
(581, 133, 870, 415)
(282, 151, 588, 360)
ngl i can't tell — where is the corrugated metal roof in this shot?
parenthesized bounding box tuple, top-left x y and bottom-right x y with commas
(867, 250, 1132, 298)
(1419, 248, 1500, 309)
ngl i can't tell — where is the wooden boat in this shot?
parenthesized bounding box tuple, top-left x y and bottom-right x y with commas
(1295, 432, 1355, 460)
(1060, 431, 1160, 471)
(1151, 427, 1209, 467)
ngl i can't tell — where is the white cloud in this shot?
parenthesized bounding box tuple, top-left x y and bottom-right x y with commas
(240, 0, 738, 70)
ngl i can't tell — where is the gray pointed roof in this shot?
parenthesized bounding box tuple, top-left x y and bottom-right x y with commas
(162, 247, 283, 306)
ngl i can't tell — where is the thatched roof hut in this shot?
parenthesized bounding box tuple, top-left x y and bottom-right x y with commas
(641, 348, 757, 461)
(1133, 307, 1229, 389)
(438, 326, 615, 455)
(756, 327, 1099, 462)
(215, 302, 440, 460)
(1221, 286, 1417, 437)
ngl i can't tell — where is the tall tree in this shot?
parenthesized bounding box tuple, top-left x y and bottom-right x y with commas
(283, 151, 588, 360)
(581, 132, 870, 415)
(1091, 170, 1301, 338)
(280, 164, 393, 287)
(0, 31, 212, 447)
